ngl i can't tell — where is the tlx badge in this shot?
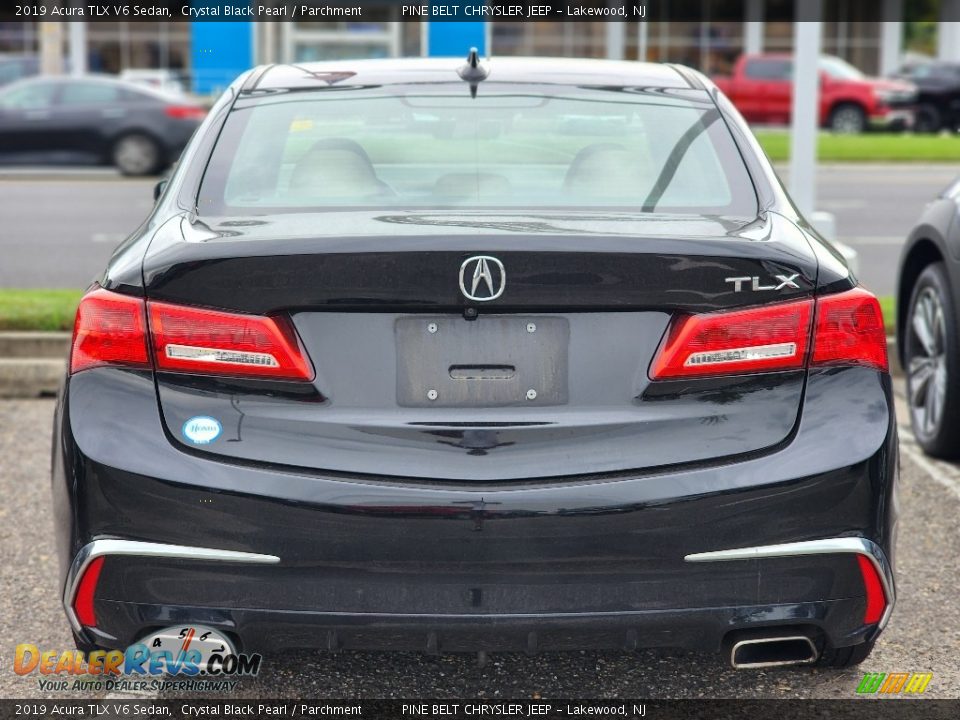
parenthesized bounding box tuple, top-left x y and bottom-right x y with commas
(725, 274, 800, 292)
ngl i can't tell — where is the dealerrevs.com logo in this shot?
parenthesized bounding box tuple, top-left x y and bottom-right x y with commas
(856, 672, 933, 695)
(13, 625, 261, 693)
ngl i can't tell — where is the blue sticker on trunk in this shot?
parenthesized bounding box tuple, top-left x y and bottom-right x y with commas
(182, 416, 222, 445)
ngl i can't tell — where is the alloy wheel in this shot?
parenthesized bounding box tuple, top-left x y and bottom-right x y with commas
(907, 286, 949, 438)
(114, 135, 159, 176)
(831, 107, 865, 134)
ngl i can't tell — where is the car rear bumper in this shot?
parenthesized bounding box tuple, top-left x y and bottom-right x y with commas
(53, 366, 898, 654)
(70, 537, 893, 655)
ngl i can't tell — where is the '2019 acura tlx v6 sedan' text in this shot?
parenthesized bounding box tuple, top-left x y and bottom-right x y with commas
(54, 55, 897, 670)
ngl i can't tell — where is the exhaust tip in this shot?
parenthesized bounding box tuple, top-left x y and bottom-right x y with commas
(730, 635, 818, 669)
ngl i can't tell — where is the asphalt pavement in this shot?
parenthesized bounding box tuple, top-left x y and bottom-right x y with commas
(0, 381, 957, 700)
(1, 164, 956, 296)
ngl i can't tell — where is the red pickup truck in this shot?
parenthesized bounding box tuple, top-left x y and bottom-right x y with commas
(714, 54, 917, 133)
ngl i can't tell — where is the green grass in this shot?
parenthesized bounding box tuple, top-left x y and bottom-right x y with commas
(756, 131, 960, 163)
(0, 289, 83, 332)
(878, 295, 896, 336)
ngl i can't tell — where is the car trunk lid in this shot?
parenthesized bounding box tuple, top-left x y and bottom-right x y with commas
(143, 210, 817, 481)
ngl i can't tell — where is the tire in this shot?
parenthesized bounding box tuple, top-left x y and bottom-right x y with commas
(904, 262, 960, 458)
(829, 103, 867, 134)
(915, 104, 943, 134)
(112, 133, 163, 176)
(815, 639, 875, 668)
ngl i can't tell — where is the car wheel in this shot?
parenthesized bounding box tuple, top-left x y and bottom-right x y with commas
(815, 639, 875, 668)
(113, 133, 162, 176)
(915, 104, 943, 134)
(905, 262, 960, 458)
(829, 103, 867, 134)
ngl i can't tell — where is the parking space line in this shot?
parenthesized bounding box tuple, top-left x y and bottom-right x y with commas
(892, 378, 960, 501)
(898, 428, 960, 502)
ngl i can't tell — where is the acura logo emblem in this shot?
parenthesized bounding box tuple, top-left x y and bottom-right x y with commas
(459, 255, 506, 302)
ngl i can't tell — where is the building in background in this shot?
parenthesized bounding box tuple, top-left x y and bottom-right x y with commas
(2, 0, 959, 95)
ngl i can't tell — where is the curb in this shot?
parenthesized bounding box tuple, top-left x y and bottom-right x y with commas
(0, 358, 64, 399)
(0, 332, 69, 399)
(0, 331, 71, 359)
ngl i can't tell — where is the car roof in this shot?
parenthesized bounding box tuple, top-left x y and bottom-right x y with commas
(250, 57, 694, 92)
(5, 73, 184, 101)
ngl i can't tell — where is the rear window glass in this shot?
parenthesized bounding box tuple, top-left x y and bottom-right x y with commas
(198, 85, 756, 216)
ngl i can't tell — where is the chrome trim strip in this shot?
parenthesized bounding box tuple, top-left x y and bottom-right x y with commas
(63, 539, 279, 633)
(684, 537, 895, 629)
(730, 635, 818, 669)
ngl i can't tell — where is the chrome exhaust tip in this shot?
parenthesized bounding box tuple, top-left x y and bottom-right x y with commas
(729, 635, 819, 669)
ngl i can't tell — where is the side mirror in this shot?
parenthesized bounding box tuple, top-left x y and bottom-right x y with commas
(153, 178, 168, 202)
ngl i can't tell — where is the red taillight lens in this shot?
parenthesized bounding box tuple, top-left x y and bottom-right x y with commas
(811, 287, 888, 372)
(650, 287, 888, 380)
(70, 288, 150, 374)
(72, 556, 105, 628)
(856, 554, 888, 625)
(70, 288, 312, 381)
(164, 104, 206, 121)
(650, 299, 814, 379)
(148, 301, 313, 381)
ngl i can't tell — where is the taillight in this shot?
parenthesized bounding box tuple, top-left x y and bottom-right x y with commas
(72, 556, 105, 628)
(811, 287, 888, 372)
(70, 288, 312, 381)
(650, 299, 813, 379)
(70, 288, 150, 374)
(164, 104, 206, 121)
(650, 287, 888, 380)
(148, 301, 313, 381)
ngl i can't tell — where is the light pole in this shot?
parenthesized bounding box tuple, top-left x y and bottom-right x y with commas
(69, 22, 87, 76)
(788, 17, 822, 220)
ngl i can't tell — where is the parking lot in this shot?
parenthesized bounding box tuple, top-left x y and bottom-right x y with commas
(0, 164, 957, 295)
(1, 163, 959, 700)
(1, 382, 958, 700)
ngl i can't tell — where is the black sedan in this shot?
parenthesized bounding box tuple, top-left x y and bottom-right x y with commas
(0, 75, 205, 175)
(897, 177, 960, 457)
(894, 61, 960, 133)
(54, 56, 896, 672)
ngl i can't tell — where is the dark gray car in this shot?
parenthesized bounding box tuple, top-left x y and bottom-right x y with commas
(0, 54, 39, 87)
(0, 75, 205, 175)
(897, 177, 960, 456)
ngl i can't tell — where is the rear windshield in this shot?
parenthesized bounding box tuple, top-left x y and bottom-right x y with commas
(198, 84, 757, 216)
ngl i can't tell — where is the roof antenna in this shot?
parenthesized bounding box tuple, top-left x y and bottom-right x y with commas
(458, 47, 488, 98)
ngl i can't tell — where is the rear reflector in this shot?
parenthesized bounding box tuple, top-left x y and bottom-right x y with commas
(856, 554, 888, 625)
(650, 299, 813, 379)
(811, 287, 888, 372)
(148, 301, 314, 381)
(650, 287, 889, 380)
(70, 288, 150, 374)
(72, 556, 105, 628)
